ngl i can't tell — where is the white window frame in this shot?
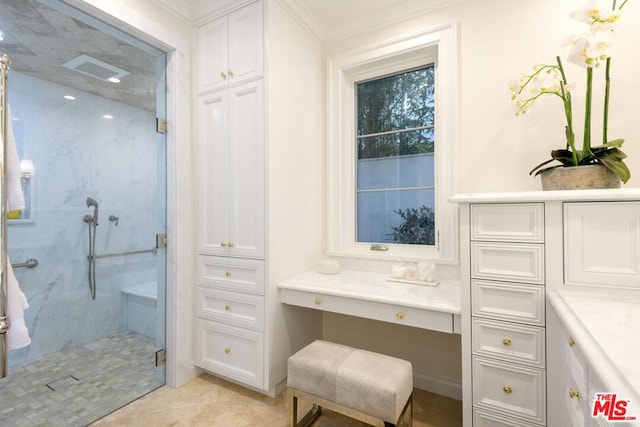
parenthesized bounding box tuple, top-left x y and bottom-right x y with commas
(327, 22, 459, 263)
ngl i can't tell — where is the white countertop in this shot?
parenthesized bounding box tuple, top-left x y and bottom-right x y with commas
(450, 187, 640, 203)
(548, 289, 640, 403)
(278, 269, 461, 315)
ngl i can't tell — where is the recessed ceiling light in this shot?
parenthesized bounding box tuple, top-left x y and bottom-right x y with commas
(64, 95, 76, 100)
(102, 114, 114, 119)
(108, 77, 120, 83)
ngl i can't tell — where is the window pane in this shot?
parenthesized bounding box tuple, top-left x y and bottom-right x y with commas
(357, 189, 435, 244)
(356, 66, 434, 136)
(357, 128, 434, 160)
(357, 152, 434, 190)
(355, 65, 436, 246)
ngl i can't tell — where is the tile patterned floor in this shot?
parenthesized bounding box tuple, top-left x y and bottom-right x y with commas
(0, 331, 163, 427)
(93, 373, 462, 426)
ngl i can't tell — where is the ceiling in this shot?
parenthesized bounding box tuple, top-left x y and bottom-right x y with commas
(0, 0, 158, 112)
(0, 0, 457, 112)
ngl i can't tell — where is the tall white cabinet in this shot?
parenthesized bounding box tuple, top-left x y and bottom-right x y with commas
(453, 189, 640, 427)
(193, 0, 325, 396)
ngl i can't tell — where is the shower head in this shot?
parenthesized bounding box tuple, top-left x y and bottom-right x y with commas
(86, 197, 99, 224)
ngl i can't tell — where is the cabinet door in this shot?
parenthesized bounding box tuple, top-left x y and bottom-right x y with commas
(228, 80, 264, 258)
(565, 202, 640, 289)
(198, 90, 230, 255)
(197, 17, 228, 94)
(227, 1, 263, 86)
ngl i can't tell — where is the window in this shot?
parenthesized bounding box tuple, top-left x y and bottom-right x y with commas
(327, 23, 458, 263)
(356, 66, 435, 245)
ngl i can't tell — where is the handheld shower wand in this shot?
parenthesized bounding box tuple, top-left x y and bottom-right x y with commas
(86, 197, 99, 225)
(85, 197, 99, 300)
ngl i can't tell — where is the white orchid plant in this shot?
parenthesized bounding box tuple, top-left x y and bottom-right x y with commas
(510, 0, 631, 182)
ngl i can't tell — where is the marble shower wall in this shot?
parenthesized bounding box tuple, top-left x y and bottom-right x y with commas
(6, 71, 164, 366)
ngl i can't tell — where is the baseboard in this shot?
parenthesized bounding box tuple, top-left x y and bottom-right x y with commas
(413, 370, 462, 400)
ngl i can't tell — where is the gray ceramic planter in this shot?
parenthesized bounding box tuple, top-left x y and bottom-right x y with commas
(540, 164, 621, 190)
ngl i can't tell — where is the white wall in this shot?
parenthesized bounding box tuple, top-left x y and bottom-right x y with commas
(265, 0, 325, 391)
(325, 0, 640, 192)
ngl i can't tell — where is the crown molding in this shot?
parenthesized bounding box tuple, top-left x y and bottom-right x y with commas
(151, 0, 256, 25)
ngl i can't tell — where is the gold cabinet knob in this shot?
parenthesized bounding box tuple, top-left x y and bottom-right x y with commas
(221, 241, 227, 247)
(569, 388, 581, 399)
(502, 338, 512, 347)
(503, 386, 512, 394)
(228, 69, 234, 77)
(228, 241, 234, 247)
(225, 271, 232, 277)
(225, 304, 231, 311)
(224, 347, 231, 354)
(569, 338, 576, 347)
(396, 312, 405, 320)
(220, 71, 227, 80)
(314, 298, 321, 305)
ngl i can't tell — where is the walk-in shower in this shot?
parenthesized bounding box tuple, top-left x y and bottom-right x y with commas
(0, 0, 168, 424)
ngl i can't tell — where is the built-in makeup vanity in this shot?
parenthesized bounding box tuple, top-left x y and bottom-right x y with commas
(278, 270, 461, 334)
(452, 189, 640, 427)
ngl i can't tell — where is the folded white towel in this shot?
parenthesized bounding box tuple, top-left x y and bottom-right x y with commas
(5, 106, 25, 211)
(6, 260, 31, 349)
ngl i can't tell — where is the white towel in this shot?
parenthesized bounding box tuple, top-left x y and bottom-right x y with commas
(2, 104, 30, 349)
(4, 105, 25, 211)
(5, 260, 31, 349)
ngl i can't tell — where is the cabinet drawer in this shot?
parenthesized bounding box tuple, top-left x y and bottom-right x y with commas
(471, 242, 545, 284)
(471, 203, 544, 243)
(198, 256, 264, 295)
(473, 408, 541, 427)
(472, 280, 545, 326)
(197, 287, 264, 331)
(194, 319, 264, 389)
(279, 289, 455, 334)
(472, 318, 545, 368)
(473, 356, 546, 424)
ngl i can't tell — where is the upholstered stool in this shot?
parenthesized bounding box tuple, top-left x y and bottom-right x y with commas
(287, 340, 413, 427)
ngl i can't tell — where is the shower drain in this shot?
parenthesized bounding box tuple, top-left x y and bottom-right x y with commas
(45, 375, 80, 391)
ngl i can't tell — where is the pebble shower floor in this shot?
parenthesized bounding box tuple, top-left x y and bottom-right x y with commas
(0, 332, 163, 426)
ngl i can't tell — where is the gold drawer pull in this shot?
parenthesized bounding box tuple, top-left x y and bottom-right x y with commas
(569, 388, 581, 399)
(568, 338, 576, 347)
(314, 298, 321, 305)
(228, 69, 234, 77)
(224, 347, 231, 354)
(221, 241, 227, 247)
(503, 386, 512, 394)
(220, 71, 227, 80)
(228, 241, 234, 247)
(225, 271, 232, 277)
(396, 312, 404, 320)
(225, 304, 231, 311)
(502, 338, 512, 347)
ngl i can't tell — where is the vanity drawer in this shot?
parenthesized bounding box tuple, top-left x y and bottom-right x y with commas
(197, 287, 264, 331)
(472, 280, 545, 326)
(471, 203, 544, 243)
(194, 319, 264, 389)
(472, 318, 545, 368)
(279, 289, 455, 334)
(471, 242, 545, 284)
(473, 408, 541, 427)
(473, 356, 546, 425)
(198, 256, 264, 295)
